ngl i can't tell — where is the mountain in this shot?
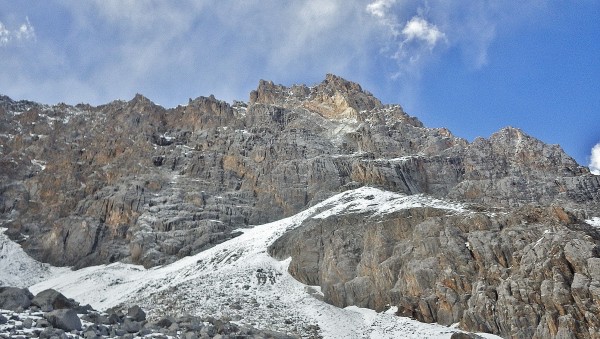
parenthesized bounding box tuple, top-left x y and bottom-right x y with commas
(1, 74, 600, 338)
(0, 187, 496, 338)
(2, 188, 501, 338)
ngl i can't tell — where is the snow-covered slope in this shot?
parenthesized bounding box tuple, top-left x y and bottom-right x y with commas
(3, 187, 498, 338)
(0, 228, 70, 287)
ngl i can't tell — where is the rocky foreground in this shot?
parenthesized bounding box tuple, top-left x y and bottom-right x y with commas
(0, 286, 295, 339)
(2, 74, 600, 338)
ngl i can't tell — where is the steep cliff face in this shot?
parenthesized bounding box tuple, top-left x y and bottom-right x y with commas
(269, 201, 600, 338)
(2, 75, 600, 336)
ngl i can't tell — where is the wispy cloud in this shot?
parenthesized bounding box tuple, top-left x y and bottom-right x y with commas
(365, 1, 548, 75)
(392, 15, 446, 76)
(264, 1, 375, 76)
(0, 23, 9, 46)
(590, 143, 600, 175)
(0, 17, 35, 46)
(366, 1, 448, 79)
(401, 16, 446, 48)
(366, 0, 402, 39)
(50, 0, 380, 106)
(366, 0, 397, 19)
(0, 1, 553, 108)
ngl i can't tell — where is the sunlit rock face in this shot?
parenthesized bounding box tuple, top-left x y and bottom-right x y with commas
(1, 75, 600, 338)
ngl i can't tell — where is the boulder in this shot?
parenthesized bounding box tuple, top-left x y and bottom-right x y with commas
(122, 318, 142, 333)
(0, 287, 33, 311)
(22, 318, 33, 329)
(83, 328, 99, 338)
(32, 289, 78, 311)
(154, 316, 175, 328)
(451, 333, 483, 339)
(44, 308, 82, 331)
(127, 304, 146, 321)
(39, 327, 66, 338)
(182, 332, 199, 339)
(36, 318, 50, 327)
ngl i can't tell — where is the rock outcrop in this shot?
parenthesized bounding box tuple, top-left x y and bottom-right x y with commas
(269, 203, 600, 338)
(1, 74, 600, 337)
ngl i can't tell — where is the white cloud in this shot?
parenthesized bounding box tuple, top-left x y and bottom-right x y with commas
(0, 1, 551, 109)
(86, 1, 204, 36)
(264, 1, 376, 77)
(5, 1, 380, 107)
(366, 1, 548, 75)
(366, 2, 448, 80)
(0, 22, 9, 45)
(590, 143, 600, 175)
(15, 17, 35, 41)
(0, 17, 35, 46)
(366, 0, 398, 18)
(401, 16, 445, 48)
(366, 0, 402, 37)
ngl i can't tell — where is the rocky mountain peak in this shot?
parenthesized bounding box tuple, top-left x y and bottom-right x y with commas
(488, 126, 531, 146)
(131, 93, 151, 103)
(481, 126, 584, 174)
(186, 95, 233, 116)
(0, 94, 13, 106)
(250, 74, 383, 120)
(127, 93, 159, 113)
(0, 95, 38, 113)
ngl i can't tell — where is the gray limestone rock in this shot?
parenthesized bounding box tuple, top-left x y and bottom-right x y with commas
(22, 318, 32, 329)
(36, 318, 50, 327)
(0, 287, 33, 311)
(44, 308, 82, 331)
(32, 289, 78, 311)
(154, 316, 175, 328)
(450, 333, 484, 339)
(39, 327, 65, 338)
(122, 318, 142, 333)
(269, 203, 600, 339)
(126, 305, 146, 322)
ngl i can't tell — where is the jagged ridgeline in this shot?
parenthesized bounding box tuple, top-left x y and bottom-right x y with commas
(1, 75, 600, 338)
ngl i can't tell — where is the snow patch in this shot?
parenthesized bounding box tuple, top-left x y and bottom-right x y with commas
(160, 133, 175, 141)
(312, 187, 466, 220)
(0, 228, 70, 287)
(586, 217, 600, 228)
(325, 118, 359, 145)
(31, 159, 46, 171)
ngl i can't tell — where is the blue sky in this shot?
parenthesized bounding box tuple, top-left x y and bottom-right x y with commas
(0, 1, 598, 171)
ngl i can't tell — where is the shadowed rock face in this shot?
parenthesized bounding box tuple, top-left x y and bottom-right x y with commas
(1, 75, 600, 337)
